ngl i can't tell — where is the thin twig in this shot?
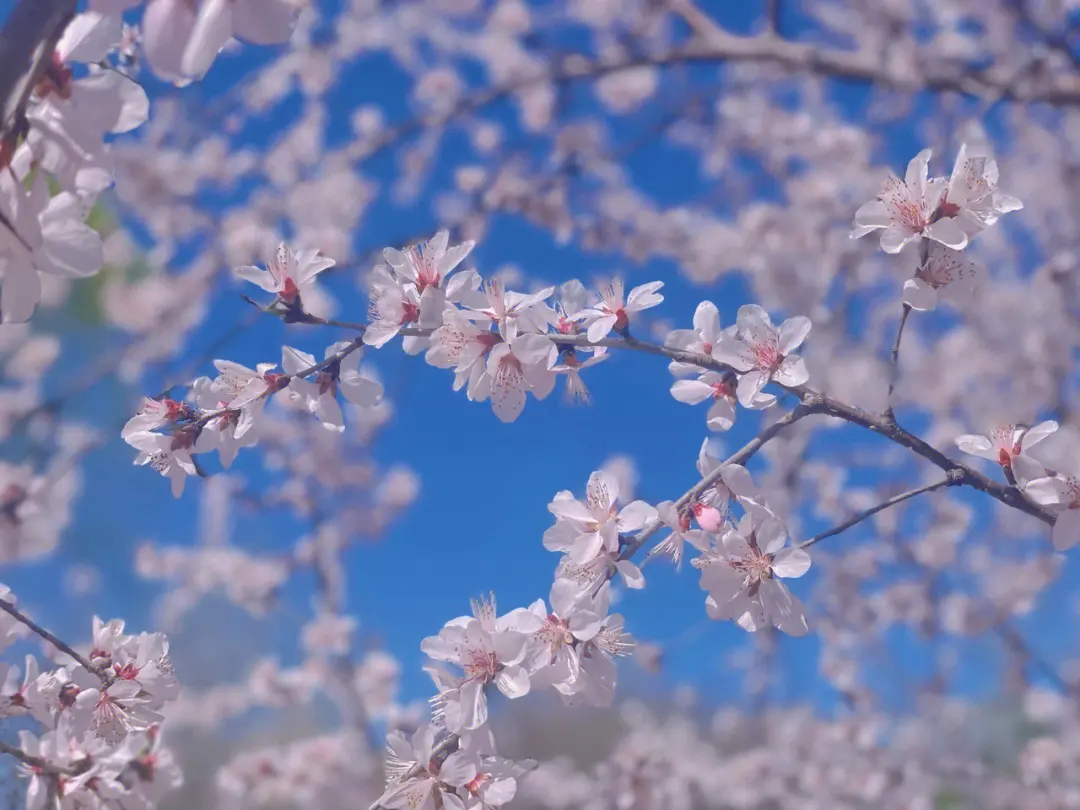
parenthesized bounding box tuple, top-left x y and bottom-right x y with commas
(620, 399, 820, 563)
(0, 598, 103, 680)
(996, 621, 1075, 694)
(799, 474, 957, 549)
(883, 303, 912, 423)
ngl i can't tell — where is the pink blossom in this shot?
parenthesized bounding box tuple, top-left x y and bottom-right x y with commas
(850, 148, 969, 254)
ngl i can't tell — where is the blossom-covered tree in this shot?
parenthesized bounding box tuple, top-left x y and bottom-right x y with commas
(0, 1, 1077, 809)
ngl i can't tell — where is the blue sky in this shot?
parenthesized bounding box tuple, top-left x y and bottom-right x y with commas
(4, 0, 1074, 728)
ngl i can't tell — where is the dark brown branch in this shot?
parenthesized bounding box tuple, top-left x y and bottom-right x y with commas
(0, 598, 103, 679)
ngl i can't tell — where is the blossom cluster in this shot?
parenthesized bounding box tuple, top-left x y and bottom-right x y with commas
(0, 3, 295, 326)
(108, 130, 1077, 810)
(0, 586, 180, 810)
(7, 0, 1072, 801)
(850, 144, 1022, 312)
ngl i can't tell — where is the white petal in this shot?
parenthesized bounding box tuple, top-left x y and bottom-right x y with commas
(232, 0, 297, 44)
(902, 277, 938, 311)
(955, 434, 997, 461)
(181, 0, 234, 79)
(771, 547, 811, 578)
(1052, 509, 1080, 551)
(925, 217, 969, 251)
(670, 379, 714, 405)
(777, 316, 811, 354)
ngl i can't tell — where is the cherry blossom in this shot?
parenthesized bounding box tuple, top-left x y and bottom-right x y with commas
(903, 244, 980, 311)
(425, 309, 497, 390)
(122, 397, 195, 441)
(940, 142, 1024, 238)
(378, 724, 478, 810)
(850, 148, 968, 254)
(576, 278, 664, 343)
(420, 594, 532, 732)
(649, 500, 712, 569)
(670, 371, 738, 431)
(25, 12, 148, 190)
(282, 343, 382, 432)
(210, 358, 289, 409)
(190, 376, 257, 469)
(462, 754, 534, 808)
(695, 504, 811, 636)
(466, 279, 553, 341)
(558, 611, 633, 708)
(1023, 475, 1080, 550)
(70, 676, 162, 746)
(544, 470, 658, 565)
(695, 441, 758, 513)
(556, 548, 647, 592)
(522, 578, 607, 691)
(955, 421, 1058, 484)
(364, 264, 424, 350)
(472, 333, 557, 423)
(383, 230, 480, 328)
(712, 305, 811, 408)
(552, 345, 608, 404)
(0, 175, 103, 323)
(234, 243, 335, 310)
(665, 300, 724, 377)
(134, 0, 297, 84)
(126, 431, 200, 498)
(6, 3, 1080, 807)
(549, 279, 591, 335)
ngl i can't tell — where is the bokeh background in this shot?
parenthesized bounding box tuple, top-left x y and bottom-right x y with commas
(2, 0, 1080, 807)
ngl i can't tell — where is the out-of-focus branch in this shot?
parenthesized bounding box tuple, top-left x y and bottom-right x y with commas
(353, 17, 1080, 168)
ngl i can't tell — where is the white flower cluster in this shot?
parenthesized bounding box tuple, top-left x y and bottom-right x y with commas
(0, 587, 181, 810)
(0, 3, 296, 325)
(115, 138, 1067, 810)
(850, 143, 1022, 311)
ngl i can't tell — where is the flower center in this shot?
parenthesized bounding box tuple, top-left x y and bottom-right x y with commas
(406, 246, 441, 292)
(280, 277, 300, 303)
(752, 341, 782, 372)
(711, 379, 732, 399)
(731, 546, 773, 584)
(400, 300, 421, 325)
(462, 648, 501, 683)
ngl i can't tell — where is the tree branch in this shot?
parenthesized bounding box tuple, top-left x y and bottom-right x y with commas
(883, 303, 912, 423)
(620, 399, 821, 563)
(352, 25, 1080, 168)
(277, 313, 1054, 527)
(799, 474, 957, 549)
(0, 598, 103, 680)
